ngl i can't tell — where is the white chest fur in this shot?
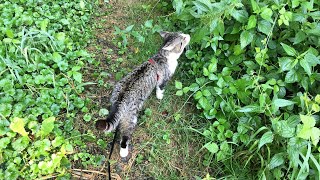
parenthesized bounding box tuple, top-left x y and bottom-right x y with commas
(167, 53, 180, 75)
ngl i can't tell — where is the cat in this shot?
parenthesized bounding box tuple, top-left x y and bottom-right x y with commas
(95, 31, 190, 160)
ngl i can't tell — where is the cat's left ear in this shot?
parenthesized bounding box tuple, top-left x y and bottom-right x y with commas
(159, 31, 170, 38)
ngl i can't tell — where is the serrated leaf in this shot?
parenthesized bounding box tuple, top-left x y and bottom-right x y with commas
(247, 15, 257, 30)
(258, 131, 273, 149)
(269, 153, 285, 169)
(175, 81, 182, 89)
(260, 8, 273, 22)
(204, 142, 219, 154)
(300, 114, 315, 128)
(258, 20, 272, 35)
(240, 30, 254, 49)
(279, 57, 295, 72)
(273, 99, 295, 108)
(10, 117, 28, 136)
(285, 70, 298, 83)
(304, 52, 320, 66)
(280, 43, 297, 56)
(40, 117, 55, 137)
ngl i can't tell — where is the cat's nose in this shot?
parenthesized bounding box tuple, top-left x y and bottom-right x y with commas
(182, 34, 191, 44)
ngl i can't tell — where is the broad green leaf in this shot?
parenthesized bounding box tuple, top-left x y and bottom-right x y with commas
(10, 117, 28, 136)
(260, 8, 273, 22)
(258, 131, 273, 149)
(237, 105, 260, 112)
(304, 52, 320, 66)
(83, 114, 92, 122)
(202, 89, 211, 96)
(298, 127, 311, 139)
(315, 95, 320, 104)
(311, 127, 320, 146)
(125, 25, 134, 32)
(199, 97, 211, 110)
(73, 72, 82, 83)
(300, 58, 312, 76)
(231, 10, 248, 23)
(269, 153, 285, 169)
(280, 43, 297, 56)
(0, 137, 11, 149)
(40, 117, 55, 137)
(6, 29, 14, 38)
(247, 15, 257, 30)
(273, 99, 295, 108)
(300, 114, 315, 128)
(240, 30, 254, 49)
(204, 142, 219, 154)
(293, 31, 306, 44)
(258, 20, 272, 35)
(12, 136, 29, 152)
(176, 90, 183, 96)
(203, 67, 209, 76)
(52, 52, 62, 62)
(144, 20, 153, 28)
(175, 81, 182, 89)
(285, 70, 298, 83)
(183, 87, 190, 93)
(279, 57, 295, 72)
(99, 108, 109, 116)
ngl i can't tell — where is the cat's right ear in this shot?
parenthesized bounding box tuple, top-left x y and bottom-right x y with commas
(95, 120, 108, 131)
(159, 31, 170, 38)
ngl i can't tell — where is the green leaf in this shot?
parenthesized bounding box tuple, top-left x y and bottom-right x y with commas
(40, 117, 55, 137)
(175, 81, 182, 89)
(237, 105, 260, 112)
(204, 142, 219, 154)
(52, 52, 62, 62)
(195, 91, 203, 99)
(300, 58, 312, 76)
(240, 30, 254, 49)
(12, 136, 29, 152)
(258, 131, 273, 149)
(99, 108, 109, 116)
(176, 90, 183, 96)
(285, 70, 298, 83)
(125, 25, 134, 32)
(73, 72, 82, 83)
(300, 114, 315, 128)
(80, 0, 85, 9)
(269, 153, 285, 169)
(258, 20, 272, 35)
(6, 29, 14, 38)
(293, 31, 306, 44)
(279, 57, 295, 72)
(273, 99, 295, 108)
(10, 117, 28, 136)
(260, 8, 273, 22)
(247, 15, 257, 30)
(144, 20, 153, 28)
(173, 0, 184, 14)
(83, 114, 92, 122)
(280, 43, 297, 56)
(0, 137, 11, 149)
(311, 127, 320, 146)
(231, 10, 248, 23)
(304, 52, 320, 66)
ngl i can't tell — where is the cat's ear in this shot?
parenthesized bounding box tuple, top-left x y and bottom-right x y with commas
(159, 31, 170, 38)
(95, 120, 108, 131)
(162, 43, 176, 51)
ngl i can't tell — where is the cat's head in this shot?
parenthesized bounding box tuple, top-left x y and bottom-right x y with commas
(159, 31, 190, 59)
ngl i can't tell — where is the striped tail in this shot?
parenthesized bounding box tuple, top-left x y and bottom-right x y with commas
(95, 104, 119, 132)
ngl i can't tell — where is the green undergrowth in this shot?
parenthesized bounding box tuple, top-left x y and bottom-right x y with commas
(165, 0, 320, 179)
(0, 0, 106, 179)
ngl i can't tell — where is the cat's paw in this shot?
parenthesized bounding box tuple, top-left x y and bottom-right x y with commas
(156, 88, 164, 100)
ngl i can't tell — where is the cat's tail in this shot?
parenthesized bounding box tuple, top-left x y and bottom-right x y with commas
(95, 105, 119, 132)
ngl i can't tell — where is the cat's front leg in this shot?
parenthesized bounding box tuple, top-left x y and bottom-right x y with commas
(156, 80, 167, 100)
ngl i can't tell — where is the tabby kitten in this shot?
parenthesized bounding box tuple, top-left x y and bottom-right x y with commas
(95, 31, 190, 159)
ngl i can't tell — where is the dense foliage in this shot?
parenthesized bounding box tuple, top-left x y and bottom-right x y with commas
(0, 1, 105, 179)
(170, 0, 320, 178)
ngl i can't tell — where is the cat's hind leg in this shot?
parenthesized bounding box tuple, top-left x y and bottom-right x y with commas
(119, 116, 137, 162)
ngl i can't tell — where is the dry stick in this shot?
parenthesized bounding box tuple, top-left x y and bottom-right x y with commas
(72, 168, 109, 176)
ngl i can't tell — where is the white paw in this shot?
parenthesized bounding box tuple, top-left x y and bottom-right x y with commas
(120, 147, 129, 158)
(156, 88, 164, 100)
